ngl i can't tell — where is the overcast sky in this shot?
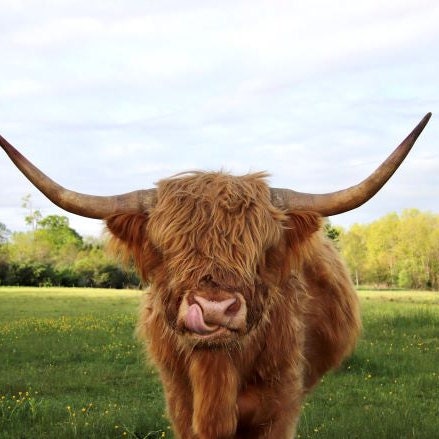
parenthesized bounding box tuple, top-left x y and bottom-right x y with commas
(0, 0, 438, 238)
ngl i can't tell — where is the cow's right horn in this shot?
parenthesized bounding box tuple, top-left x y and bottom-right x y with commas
(270, 112, 432, 216)
(0, 135, 157, 219)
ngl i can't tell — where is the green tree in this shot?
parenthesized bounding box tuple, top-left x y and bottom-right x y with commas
(37, 215, 83, 254)
(7, 214, 83, 286)
(73, 244, 138, 288)
(324, 222, 344, 249)
(396, 209, 439, 289)
(2, 205, 140, 287)
(340, 223, 367, 287)
(338, 210, 439, 290)
(364, 213, 400, 287)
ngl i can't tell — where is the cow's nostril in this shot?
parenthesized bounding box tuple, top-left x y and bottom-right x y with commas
(225, 299, 241, 316)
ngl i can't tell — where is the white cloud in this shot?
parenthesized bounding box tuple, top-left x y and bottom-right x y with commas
(0, 79, 45, 98)
(10, 17, 103, 47)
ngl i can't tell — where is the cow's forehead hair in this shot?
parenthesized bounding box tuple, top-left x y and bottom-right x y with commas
(147, 171, 286, 286)
(155, 170, 271, 199)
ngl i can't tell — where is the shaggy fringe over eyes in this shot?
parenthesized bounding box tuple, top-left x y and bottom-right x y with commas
(105, 173, 323, 287)
(146, 171, 287, 287)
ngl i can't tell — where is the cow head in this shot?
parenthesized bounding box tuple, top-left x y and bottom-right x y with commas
(105, 171, 321, 346)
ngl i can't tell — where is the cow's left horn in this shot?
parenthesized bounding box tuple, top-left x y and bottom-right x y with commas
(0, 136, 157, 219)
(270, 112, 432, 216)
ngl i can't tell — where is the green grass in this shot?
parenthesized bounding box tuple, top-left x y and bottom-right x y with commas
(0, 287, 438, 438)
(0, 287, 169, 438)
(298, 290, 439, 438)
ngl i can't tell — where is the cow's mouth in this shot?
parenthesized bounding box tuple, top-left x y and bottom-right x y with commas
(184, 302, 238, 342)
(185, 302, 221, 335)
(189, 326, 234, 344)
(177, 292, 247, 344)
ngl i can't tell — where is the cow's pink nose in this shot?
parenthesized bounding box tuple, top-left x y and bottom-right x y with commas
(194, 296, 240, 321)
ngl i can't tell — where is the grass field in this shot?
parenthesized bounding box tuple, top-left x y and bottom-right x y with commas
(0, 287, 438, 438)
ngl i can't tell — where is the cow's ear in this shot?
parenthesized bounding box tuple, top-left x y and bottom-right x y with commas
(264, 211, 322, 284)
(105, 213, 161, 281)
(284, 211, 322, 246)
(106, 212, 149, 246)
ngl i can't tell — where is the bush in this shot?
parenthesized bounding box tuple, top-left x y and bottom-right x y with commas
(7, 262, 56, 287)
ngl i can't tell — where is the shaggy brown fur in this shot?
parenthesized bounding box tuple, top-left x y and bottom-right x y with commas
(106, 171, 361, 439)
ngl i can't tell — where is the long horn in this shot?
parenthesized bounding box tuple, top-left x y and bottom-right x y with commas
(270, 112, 432, 216)
(0, 136, 157, 219)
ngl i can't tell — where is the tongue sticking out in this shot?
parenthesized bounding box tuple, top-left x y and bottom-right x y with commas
(185, 303, 219, 335)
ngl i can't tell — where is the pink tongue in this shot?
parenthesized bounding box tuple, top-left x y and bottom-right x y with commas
(185, 304, 219, 335)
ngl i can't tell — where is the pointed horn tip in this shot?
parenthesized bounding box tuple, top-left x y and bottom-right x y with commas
(420, 111, 432, 127)
(406, 112, 432, 142)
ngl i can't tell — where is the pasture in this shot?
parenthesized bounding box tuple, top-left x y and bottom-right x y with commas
(0, 287, 438, 438)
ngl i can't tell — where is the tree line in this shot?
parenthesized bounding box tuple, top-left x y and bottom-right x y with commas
(1, 200, 438, 290)
(339, 209, 439, 290)
(0, 202, 139, 288)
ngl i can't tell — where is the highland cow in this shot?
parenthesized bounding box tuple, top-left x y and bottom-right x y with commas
(0, 113, 431, 438)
